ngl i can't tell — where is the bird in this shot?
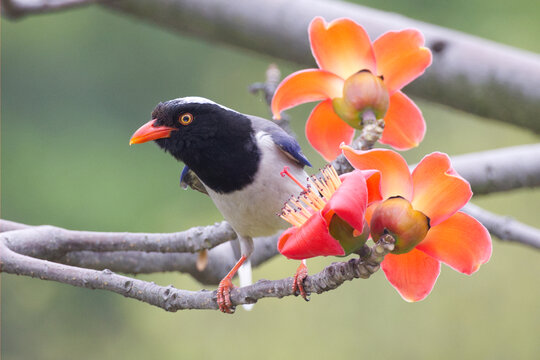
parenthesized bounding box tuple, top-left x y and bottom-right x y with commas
(129, 97, 311, 313)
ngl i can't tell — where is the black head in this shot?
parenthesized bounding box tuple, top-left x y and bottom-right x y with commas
(130, 97, 261, 193)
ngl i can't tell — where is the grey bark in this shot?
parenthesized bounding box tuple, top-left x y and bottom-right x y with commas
(3, 0, 540, 131)
(100, 0, 540, 132)
(463, 203, 540, 249)
(0, 231, 395, 312)
(1, 143, 539, 286)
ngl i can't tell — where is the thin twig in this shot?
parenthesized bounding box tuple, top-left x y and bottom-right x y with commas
(248, 63, 282, 107)
(331, 110, 385, 175)
(249, 63, 293, 133)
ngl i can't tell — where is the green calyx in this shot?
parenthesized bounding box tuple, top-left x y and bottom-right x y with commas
(332, 70, 389, 129)
(332, 97, 363, 129)
(329, 214, 370, 256)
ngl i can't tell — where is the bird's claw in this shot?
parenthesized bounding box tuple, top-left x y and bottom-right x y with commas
(217, 277, 236, 314)
(292, 262, 310, 301)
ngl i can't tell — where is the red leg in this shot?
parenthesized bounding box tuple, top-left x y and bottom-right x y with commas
(217, 255, 247, 314)
(292, 260, 310, 301)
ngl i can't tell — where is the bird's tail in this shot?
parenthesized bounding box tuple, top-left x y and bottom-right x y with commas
(238, 259, 254, 311)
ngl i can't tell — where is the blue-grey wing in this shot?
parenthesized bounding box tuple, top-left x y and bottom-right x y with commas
(248, 115, 312, 167)
(180, 165, 208, 195)
(269, 131, 312, 167)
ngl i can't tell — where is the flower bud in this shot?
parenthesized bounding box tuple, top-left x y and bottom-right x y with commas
(370, 197, 430, 254)
(332, 70, 389, 129)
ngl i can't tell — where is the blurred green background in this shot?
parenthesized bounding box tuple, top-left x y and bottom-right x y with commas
(2, 0, 540, 359)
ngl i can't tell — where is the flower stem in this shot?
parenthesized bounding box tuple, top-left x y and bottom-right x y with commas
(353, 109, 385, 150)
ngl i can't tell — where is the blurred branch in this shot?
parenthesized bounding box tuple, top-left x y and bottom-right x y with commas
(249, 63, 293, 135)
(332, 143, 540, 195)
(463, 203, 540, 249)
(58, 235, 280, 285)
(450, 144, 540, 195)
(248, 64, 282, 109)
(98, 0, 540, 133)
(1, 0, 97, 19)
(1, 221, 236, 259)
(0, 219, 31, 231)
(4, 0, 540, 131)
(0, 230, 394, 312)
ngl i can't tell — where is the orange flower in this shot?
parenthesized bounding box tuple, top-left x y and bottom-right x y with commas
(271, 17, 432, 161)
(278, 165, 380, 259)
(342, 146, 492, 302)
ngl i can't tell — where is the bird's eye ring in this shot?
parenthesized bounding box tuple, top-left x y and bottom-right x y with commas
(179, 113, 194, 125)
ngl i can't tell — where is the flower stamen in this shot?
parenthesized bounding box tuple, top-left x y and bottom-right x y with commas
(281, 166, 309, 192)
(280, 165, 343, 227)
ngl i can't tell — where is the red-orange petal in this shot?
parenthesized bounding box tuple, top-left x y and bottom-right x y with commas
(271, 69, 344, 120)
(277, 212, 345, 260)
(323, 170, 368, 232)
(338, 169, 382, 222)
(364, 170, 383, 205)
(379, 91, 426, 150)
(306, 99, 355, 161)
(416, 212, 492, 275)
(381, 248, 441, 302)
(309, 17, 376, 79)
(341, 146, 413, 200)
(373, 29, 432, 94)
(364, 201, 381, 226)
(411, 152, 472, 226)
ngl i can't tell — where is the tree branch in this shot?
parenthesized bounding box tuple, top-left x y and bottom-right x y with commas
(0, 219, 31, 231)
(0, 232, 394, 311)
(97, 0, 540, 132)
(58, 235, 280, 285)
(1, 0, 97, 19)
(1, 142, 539, 285)
(0, 219, 279, 284)
(1, 142, 538, 307)
(1, 221, 236, 260)
(4, 0, 539, 131)
(462, 203, 540, 249)
(332, 143, 540, 195)
(450, 144, 540, 195)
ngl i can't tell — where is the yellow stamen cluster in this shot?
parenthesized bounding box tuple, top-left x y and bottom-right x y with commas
(279, 165, 342, 227)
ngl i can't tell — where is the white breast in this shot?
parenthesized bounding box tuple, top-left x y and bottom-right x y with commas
(205, 131, 309, 238)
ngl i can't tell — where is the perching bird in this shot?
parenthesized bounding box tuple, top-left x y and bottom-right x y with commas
(129, 97, 311, 313)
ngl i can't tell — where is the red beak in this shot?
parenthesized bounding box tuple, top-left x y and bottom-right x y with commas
(129, 119, 176, 145)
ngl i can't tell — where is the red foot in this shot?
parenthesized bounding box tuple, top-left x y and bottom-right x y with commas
(215, 255, 248, 314)
(217, 277, 235, 314)
(292, 262, 309, 301)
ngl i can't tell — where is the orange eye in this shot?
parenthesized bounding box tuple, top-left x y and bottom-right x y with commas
(179, 113, 193, 125)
